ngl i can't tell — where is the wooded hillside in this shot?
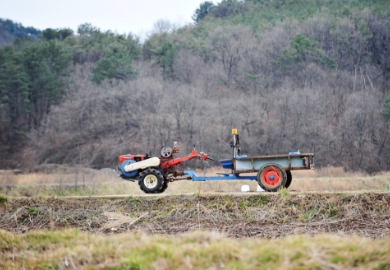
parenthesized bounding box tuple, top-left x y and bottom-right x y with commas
(0, 18, 41, 45)
(1, 0, 389, 172)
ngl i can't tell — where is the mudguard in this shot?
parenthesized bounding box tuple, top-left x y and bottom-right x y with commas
(124, 157, 160, 172)
(118, 159, 139, 179)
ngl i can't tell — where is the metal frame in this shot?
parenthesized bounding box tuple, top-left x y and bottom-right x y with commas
(184, 171, 257, 181)
(183, 153, 314, 182)
(233, 153, 315, 173)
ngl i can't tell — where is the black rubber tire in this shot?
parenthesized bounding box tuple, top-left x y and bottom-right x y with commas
(285, 170, 292, 189)
(138, 168, 164, 193)
(257, 162, 287, 192)
(150, 178, 168, 194)
(159, 179, 169, 193)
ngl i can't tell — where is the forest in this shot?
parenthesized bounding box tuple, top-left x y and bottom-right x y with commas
(0, 18, 41, 45)
(0, 0, 390, 172)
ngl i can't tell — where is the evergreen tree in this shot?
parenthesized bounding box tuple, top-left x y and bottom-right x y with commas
(22, 40, 72, 127)
(153, 40, 178, 80)
(77, 23, 100, 35)
(42, 28, 73, 41)
(0, 46, 29, 152)
(91, 43, 137, 84)
(192, 1, 215, 22)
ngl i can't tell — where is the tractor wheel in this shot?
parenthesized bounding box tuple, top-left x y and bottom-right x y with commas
(257, 163, 287, 192)
(138, 168, 164, 193)
(285, 170, 292, 189)
(151, 179, 168, 194)
(159, 179, 169, 193)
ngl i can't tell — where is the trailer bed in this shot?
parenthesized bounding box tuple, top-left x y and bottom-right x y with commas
(232, 153, 315, 173)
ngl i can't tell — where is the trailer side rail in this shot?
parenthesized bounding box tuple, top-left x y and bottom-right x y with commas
(233, 153, 315, 173)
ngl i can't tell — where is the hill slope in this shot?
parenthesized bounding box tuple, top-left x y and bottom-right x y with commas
(1, 0, 390, 172)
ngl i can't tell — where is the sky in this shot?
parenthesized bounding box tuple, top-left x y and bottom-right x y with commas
(0, 0, 217, 39)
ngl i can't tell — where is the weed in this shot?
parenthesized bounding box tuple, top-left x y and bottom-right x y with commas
(258, 249, 279, 263)
(300, 209, 316, 221)
(290, 251, 303, 261)
(245, 216, 256, 222)
(239, 200, 250, 209)
(278, 188, 289, 198)
(0, 193, 8, 204)
(250, 195, 268, 205)
(342, 195, 353, 202)
(28, 207, 39, 217)
(331, 256, 346, 264)
(378, 263, 390, 270)
(56, 190, 66, 197)
(279, 217, 288, 223)
(382, 180, 390, 191)
(225, 200, 235, 210)
(328, 207, 339, 218)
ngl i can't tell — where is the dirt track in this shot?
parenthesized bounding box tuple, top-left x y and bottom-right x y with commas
(1, 192, 389, 238)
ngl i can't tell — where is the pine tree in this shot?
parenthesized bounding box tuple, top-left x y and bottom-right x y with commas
(0, 46, 29, 152)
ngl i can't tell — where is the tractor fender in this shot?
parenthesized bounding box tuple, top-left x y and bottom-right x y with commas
(124, 157, 161, 172)
(118, 159, 138, 179)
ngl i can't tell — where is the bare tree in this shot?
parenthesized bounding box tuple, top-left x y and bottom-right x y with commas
(208, 26, 252, 87)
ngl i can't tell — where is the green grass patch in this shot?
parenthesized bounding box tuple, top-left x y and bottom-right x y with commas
(328, 207, 339, 218)
(28, 207, 39, 217)
(331, 256, 346, 264)
(278, 188, 290, 198)
(1, 230, 389, 269)
(300, 209, 316, 221)
(0, 194, 8, 204)
(248, 195, 269, 205)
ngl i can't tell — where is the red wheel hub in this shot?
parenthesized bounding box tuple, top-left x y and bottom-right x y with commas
(262, 168, 281, 186)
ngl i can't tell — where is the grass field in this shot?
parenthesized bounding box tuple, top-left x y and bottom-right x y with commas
(0, 166, 389, 197)
(1, 193, 390, 269)
(1, 166, 389, 269)
(1, 229, 389, 269)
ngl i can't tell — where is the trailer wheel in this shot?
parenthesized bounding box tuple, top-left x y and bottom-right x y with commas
(257, 163, 287, 192)
(285, 170, 292, 189)
(138, 168, 164, 193)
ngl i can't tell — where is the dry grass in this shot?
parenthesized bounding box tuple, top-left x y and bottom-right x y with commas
(0, 229, 389, 269)
(1, 193, 389, 238)
(290, 166, 390, 192)
(0, 166, 389, 197)
(1, 166, 388, 269)
(0, 193, 389, 269)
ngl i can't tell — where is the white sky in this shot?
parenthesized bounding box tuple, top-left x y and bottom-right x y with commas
(0, 0, 217, 39)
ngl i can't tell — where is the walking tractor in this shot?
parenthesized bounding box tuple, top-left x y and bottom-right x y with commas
(117, 129, 315, 193)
